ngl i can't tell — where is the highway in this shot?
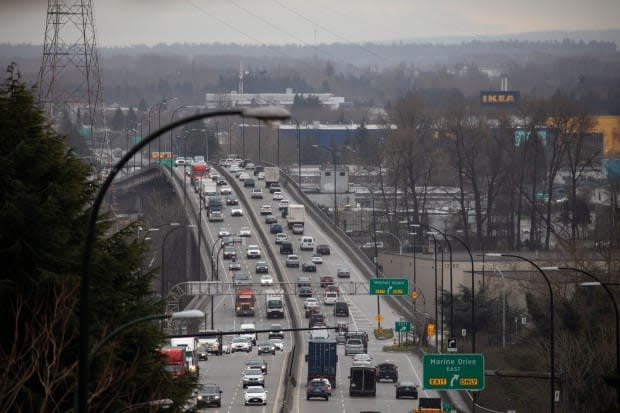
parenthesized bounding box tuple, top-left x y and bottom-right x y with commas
(172, 163, 441, 412)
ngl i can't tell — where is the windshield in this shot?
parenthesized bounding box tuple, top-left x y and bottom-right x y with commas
(267, 300, 282, 309)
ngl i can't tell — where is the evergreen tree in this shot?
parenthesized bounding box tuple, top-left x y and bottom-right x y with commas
(111, 107, 125, 130)
(0, 64, 194, 412)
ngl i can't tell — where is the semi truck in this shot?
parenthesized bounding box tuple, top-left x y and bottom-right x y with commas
(348, 365, 376, 397)
(198, 331, 223, 355)
(265, 289, 285, 319)
(170, 337, 199, 376)
(306, 340, 338, 389)
(286, 204, 305, 229)
(264, 167, 280, 187)
(160, 347, 187, 377)
(235, 287, 256, 316)
(200, 180, 217, 198)
(191, 163, 208, 186)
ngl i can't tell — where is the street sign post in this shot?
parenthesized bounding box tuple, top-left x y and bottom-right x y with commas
(395, 321, 411, 332)
(369, 278, 409, 296)
(423, 354, 485, 391)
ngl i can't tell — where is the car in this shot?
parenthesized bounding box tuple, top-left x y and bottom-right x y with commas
(243, 178, 256, 187)
(306, 380, 330, 400)
(220, 185, 232, 195)
(353, 353, 373, 365)
(292, 224, 304, 234)
(395, 381, 419, 399)
(208, 210, 224, 221)
(195, 345, 209, 361)
(308, 313, 326, 328)
(298, 286, 313, 297)
(311, 254, 323, 264)
(285, 254, 300, 267)
(260, 205, 273, 215)
(257, 341, 276, 355)
(303, 297, 319, 309)
(336, 268, 351, 278)
(257, 171, 265, 180)
(260, 274, 274, 286)
(194, 156, 205, 164)
(278, 199, 289, 210)
(316, 244, 331, 255)
(245, 357, 268, 375)
(333, 301, 349, 317)
(217, 178, 227, 186)
(246, 245, 261, 259)
(233, 272, 251, 285)
(241, 368, 265, 388)
(265, 215, 278, 224)
(302, 262, 316, 272)
(210, 173, 221, 181)
(270, 223, 283, 234)
(174, 157, 186, 166)
(275, 232, 288, 244)
(300, 236, 315, 251)
(240, 323, 257, 345)
(218, 227, 230, 238)
(222, 247, 237, 260)
(280, 241, 293, 254)
(239, 172, 251, 181)
(196, 383, 223, 408)
(230, 337, 252, 353)
(239, 227, 251, 237)
(268, 323, 284, 339)
(305, 305, 321, 318)
(226, 197, 239, 205)
(344, 338, 365, 355)
(323, 291, 338, 305)
(269, 185, 281, 194)
(244, 386, 267, 406)
(229, 261, 241, 271)
(319, 275, 335, 287)
(251, 188, 263, 199)
(269, 338, 284, 351)
(309, 378, 332, 396)
(376, 362, 399, 382)
(272, 191, 284, 200)
(230, 206, 243, 216)
(255, 261, 269, 273)
(245, 162, 255, 170)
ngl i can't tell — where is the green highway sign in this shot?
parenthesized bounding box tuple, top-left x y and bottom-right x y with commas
(395, 321, 411, 332)
(423, 354, 485, 391)
(369, 278, 409, 296)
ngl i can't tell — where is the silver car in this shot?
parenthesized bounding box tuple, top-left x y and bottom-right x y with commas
(344, 338, 365, 356)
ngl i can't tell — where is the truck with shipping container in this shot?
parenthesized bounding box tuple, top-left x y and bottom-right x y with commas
(191, 163, 208, 186)
(198, 330, 223, 355)
(286, 204, 305, 229)
(264, 167, 280, 187)
(265, 289, 285, 319)
(170, 337, 199, 376)
(200, 180, 217, 198)
(305, 339, 338, 388)
(160, 347, 187, 377)
(348, 365, 376, 397)
(235, 287, 256, 316)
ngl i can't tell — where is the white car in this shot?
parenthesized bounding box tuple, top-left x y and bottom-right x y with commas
(230, 337, 252, 353)
(269, 338, 284, 351)
(220, 186, 232, 195)
(323, 291, 338, 305)
(272, 191, 284, 200)
(352, 353, 373, 365)
(241, 369, 265, 388)
(239, 172, 251, 181)
(239, 227, 251, 237)
(311, 254, 323, 264)
(251, 188, 263, 199)
(260, 205, 273, 215)
(278, 199, 290, 210)
(174, 157, 186, 166)
(218, 227, 230, 238)
(246, 245, 261, 259)
(260, 274, 274, 285)
(244, 386, 267, 406)
(275, 233, 288, 244)
(230, 206, 243, 216)
(303, 297, 319, 309)
(257, 172, 265, 180)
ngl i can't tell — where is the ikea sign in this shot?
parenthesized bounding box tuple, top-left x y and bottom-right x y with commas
(480, 91, 520, 107)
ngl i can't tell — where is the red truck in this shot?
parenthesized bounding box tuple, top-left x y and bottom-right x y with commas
(235, 287, 256, 316)
(160, 346, 187, 377)
(190, 163, 208, 186)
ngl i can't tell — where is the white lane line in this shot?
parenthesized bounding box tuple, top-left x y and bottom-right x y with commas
(404, 353, 431, 398)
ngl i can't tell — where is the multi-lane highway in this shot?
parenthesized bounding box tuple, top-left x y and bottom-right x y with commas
(171, 163, 442, 412)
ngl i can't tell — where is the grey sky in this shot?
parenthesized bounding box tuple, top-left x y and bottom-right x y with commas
(1, 0, 619, 47)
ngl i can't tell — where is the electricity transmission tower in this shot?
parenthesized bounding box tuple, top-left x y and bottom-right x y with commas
(38, 0, 104, 157)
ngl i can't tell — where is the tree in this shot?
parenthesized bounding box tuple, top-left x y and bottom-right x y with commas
(110, 107, 125, 131)
(0, 64, 194, 411)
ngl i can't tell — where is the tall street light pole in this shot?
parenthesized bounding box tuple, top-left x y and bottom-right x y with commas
(78, 106, 290, 413)
(147, 98, 166, 167)
(425, 225, 454, 339)
(293, 119, 301, 187)
(489, 253, 555, 413)
(170, 104, 189, 171)
(428, 232, 439, 352)
(409, 224, 421, 326)
(158, 97, 177, 165)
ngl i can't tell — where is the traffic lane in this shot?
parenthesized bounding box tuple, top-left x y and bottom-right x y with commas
(197, 344, 287, 412)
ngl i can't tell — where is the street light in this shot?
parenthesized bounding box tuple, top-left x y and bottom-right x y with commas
(409, 224, 421, 325)
(313, 144, 339, 228)
(158, 97, 177, 165)
(169, 104, 190, 171)
(79, 106, 290, 413)
(489, 253, 555, 413)
(427, 231, 440, 352)
(293, 119, 301, 187)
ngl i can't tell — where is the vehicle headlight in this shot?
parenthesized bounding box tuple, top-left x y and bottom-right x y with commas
(189, 365, 197, 372)
(214, 395, 220, 399)
(197, 395, 203, 400)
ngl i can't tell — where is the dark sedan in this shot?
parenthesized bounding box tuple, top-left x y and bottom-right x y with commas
(196, 384, 223, 407)
(395, 381, 418, 399)
(226, 197, 239, 205)
(255, 261, 269, 274)
(376, 362, 398, 382)
(302, 262, 316, 272)
(306, 381, 329, 401)
(315, 244, 331, 255)
(257, 341, 276, 355)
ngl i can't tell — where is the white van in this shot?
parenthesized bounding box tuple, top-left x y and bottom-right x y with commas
(300, 236, 315, 251)
(310, 327, 329, 340)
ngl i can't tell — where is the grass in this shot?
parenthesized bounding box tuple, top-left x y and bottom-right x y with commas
(373, 328, 394, 340)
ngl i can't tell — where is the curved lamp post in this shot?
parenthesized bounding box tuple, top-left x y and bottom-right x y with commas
(489, 253, 555, 413)
(78, 106, 289, 413)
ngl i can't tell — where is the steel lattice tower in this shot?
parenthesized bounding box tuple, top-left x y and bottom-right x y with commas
(38, 0, 103, 145)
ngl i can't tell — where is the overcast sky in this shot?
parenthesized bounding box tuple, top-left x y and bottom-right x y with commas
(1, 0, 619, 47)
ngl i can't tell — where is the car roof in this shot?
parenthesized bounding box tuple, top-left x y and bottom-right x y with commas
(398, 381, 416, 386)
